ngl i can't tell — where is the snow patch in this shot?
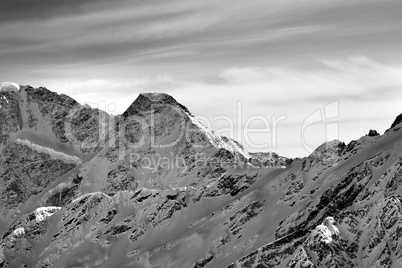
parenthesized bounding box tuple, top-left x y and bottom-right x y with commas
(72, 192, 111, 203)
(0, 95, 9, 104)
(34, 206, 61, 222)
(186, 111, 250, 160)
(310, 217, 340, 244)
(0, 82, 20, 92)
(0, 95, 10, 109)
(11, 227, 25, 241)
(15, 138, 82, 164)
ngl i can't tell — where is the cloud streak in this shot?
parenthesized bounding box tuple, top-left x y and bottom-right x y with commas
(2, 0, 401, 67)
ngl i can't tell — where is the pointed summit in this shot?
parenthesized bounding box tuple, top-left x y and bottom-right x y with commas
(122, 92, 190, 118)
(388, 113, 402, 131)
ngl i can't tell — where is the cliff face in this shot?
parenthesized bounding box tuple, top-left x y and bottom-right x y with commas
(1, 86, 402, 268)
(0, 86, 104, 226)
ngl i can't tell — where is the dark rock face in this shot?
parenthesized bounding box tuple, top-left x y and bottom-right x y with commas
(390, 113, 402, 130)
(25, 87, 77, 142)
(215, 173, 259, 196)
(26, 87, 105, 150)
(0, 91, 22, 143)
(122, 92, 190, 118)
(102, 164, 137, 196)
(249, 152, 289, 167)
(45, 178, 82, 207)
(367, 129, 379, 136)
(0, 143, 75, 215)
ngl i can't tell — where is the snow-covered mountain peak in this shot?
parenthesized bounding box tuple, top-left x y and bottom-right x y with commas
(0, 82, 20, 92)
(313, 139, 342, 153)
(304, 139, 344, 167)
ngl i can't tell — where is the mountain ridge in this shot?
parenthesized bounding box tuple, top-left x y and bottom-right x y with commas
(1, 85, 402, 267)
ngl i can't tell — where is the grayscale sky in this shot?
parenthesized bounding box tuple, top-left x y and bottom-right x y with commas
(1, 0, 402, 157)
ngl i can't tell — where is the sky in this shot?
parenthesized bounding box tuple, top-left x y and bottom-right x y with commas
(1, 0, 402, 157)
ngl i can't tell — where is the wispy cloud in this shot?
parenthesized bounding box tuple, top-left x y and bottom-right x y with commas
(217, 56, 402, 103)
(3, 0, 401, 68)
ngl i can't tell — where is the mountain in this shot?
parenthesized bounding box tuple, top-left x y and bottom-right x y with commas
(1, 84, 402, 267)
(0, 82, 20, 93)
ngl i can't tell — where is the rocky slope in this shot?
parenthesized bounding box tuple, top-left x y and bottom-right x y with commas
(1, 84, 402, 267)
(0, 85, 106, 229)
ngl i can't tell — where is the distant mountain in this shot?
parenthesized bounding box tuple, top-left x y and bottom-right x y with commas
(1, 85, 402, 267)
(0, 82, 19, 92)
